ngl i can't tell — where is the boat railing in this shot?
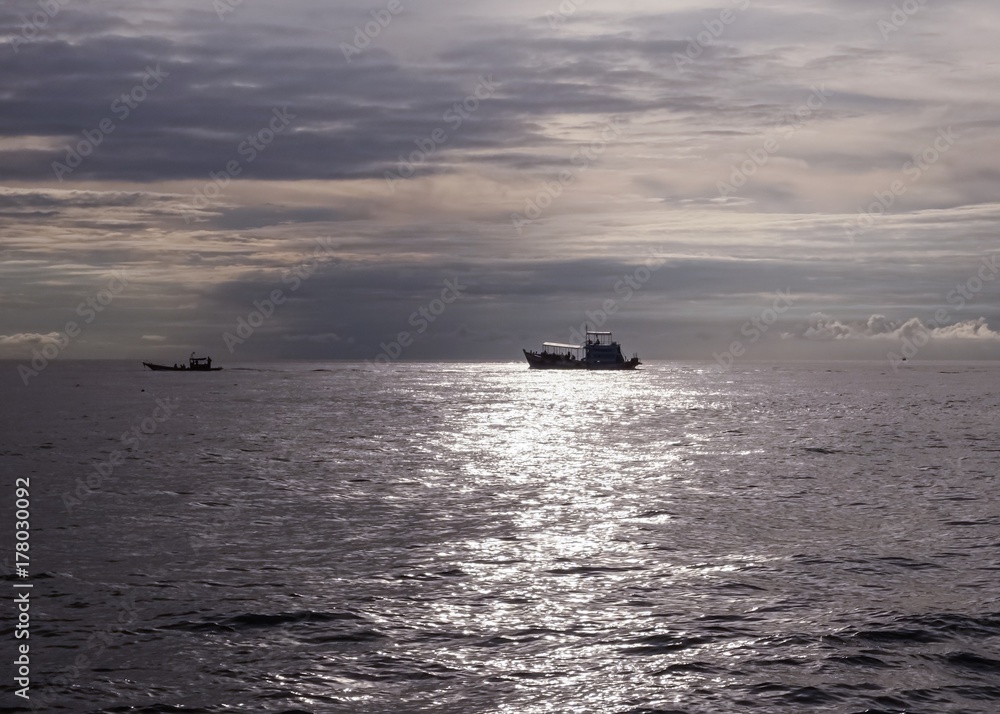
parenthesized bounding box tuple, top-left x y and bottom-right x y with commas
(585, 331, 614, 346)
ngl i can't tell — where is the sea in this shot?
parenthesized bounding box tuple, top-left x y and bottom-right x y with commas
(2, 360, 998, 713)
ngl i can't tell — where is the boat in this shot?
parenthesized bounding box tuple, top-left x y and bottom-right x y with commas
(523, 330, 641, 370)
(143, 353, 222, 371)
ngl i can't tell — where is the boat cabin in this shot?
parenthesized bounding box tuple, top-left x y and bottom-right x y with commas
(541, 341, 582, 361)
(188, 355, 213, 370)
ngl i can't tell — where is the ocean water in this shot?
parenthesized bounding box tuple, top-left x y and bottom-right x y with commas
(2, 360, 999, 713)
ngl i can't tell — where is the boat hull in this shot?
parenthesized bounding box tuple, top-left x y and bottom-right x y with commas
(523, 350, 585, 369)
(522, 350, 639, 370)
(585, 358, 641, 370)
(143, 362, 222, 371)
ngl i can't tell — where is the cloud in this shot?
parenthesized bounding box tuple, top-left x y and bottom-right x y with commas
(0, 332, 64, 356)
(0, 332, 63, 345)
(2, 1, 1000, 359)
(796, 313, 1000, 341)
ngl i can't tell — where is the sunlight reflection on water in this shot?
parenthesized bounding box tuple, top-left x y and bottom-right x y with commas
(15, 360, 1000, 713)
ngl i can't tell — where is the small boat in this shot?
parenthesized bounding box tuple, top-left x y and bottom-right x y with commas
(523, 330, 641, 370)
(143, 353, 222, 371)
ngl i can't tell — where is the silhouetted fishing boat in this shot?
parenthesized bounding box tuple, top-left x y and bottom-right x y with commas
(523, 330, 640, 370)
(143, 353, 221, 371)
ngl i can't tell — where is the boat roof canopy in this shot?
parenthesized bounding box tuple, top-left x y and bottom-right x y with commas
(587, 331, 612, 335)
(543, 342, 581, 349)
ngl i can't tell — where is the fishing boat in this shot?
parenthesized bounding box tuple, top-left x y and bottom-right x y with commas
(143, 353, 222, 371)
(523, 330, 641, 370)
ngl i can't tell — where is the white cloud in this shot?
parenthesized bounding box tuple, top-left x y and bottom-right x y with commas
(0, 332, 64, 356)
(798, 313, 1000, 341)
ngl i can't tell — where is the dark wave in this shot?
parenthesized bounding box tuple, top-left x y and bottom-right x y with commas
(160, 609, 372, 633)
(619, 633, 714, 656)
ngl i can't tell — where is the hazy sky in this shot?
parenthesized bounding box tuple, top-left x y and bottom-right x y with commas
(2, 0, 1000, 363)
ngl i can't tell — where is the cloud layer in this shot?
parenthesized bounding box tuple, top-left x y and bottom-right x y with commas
(2, 0, 1000, 362)
(799, 314, 1000, 341)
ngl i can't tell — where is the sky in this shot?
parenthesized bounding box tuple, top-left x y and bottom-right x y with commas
(2, 0, 1000, 364)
